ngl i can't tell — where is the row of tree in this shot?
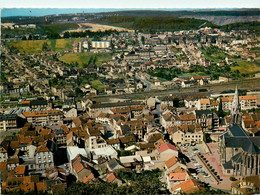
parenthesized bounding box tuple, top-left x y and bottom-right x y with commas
(63, 30, 120, 39)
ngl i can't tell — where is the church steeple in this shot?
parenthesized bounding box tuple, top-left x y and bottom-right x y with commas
(230, 85, 241, 126)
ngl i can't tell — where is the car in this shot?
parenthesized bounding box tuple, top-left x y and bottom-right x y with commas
(183, 150, 188, 152)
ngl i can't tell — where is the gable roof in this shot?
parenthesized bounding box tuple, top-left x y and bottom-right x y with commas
(72, 155, 85, 174)
(0, 162, 7, 171)
(35, 145, 50, 153)
(82, 173, 94, 184)
(169, 172, 188, 181)
(165, 156, 178, 169)
(36, 181, 47, 192)
(171, 178, 200, 194)
(157, 143, 178, 153)
(14, 165, 26, 175)
(107, 173, 116, 182)
(20, 182, 35, 192)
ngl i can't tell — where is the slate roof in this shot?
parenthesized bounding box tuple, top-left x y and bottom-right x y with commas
(223, 160, 233, 170)
(231, 152, 242, 163)
(225, 136, 260, 154)
(107, 158, 123, 171)
(195, 110, 212, 118)
(228, 125, 247, 137)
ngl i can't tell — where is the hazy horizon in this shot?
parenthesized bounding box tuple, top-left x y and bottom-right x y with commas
(1, 8, 259, 18)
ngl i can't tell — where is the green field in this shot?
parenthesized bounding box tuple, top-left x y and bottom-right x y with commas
(201, 47, 228, 63)
(7, 38, 85, 54)
(231, 61, 260, 74)
(91, 80, 105, 90)
(59, 53, 112, 67)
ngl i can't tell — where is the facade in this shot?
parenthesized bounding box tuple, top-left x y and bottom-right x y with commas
(171, 128, 203, 145)
(0, 146, 8, 162)
(0, 113, 17, 131)
(198, 99, 211, 110)
(91, 41, 111, 49)
(23, 110, 63, 126)
(35, 146, 54, 172)
(195, 110, 219, 131)
(221, 95, 257, 111)
(86, 136, 107, 150)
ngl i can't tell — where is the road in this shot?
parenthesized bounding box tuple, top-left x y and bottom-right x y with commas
(135, 75, 152, 91)
(93, 77, 260, 101)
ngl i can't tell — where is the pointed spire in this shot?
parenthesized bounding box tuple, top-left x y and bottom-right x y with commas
(230, 85, 241, 126)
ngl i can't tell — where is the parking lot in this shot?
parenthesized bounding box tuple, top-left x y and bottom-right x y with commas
(179, 143, 207, 156)
(180, 144, 216, 184)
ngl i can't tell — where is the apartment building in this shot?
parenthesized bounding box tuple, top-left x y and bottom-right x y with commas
(22, 110, 63, 126)
(0, 113, 17, 131)
(221, 95, 257, 111)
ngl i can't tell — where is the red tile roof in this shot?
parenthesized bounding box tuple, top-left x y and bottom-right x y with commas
(14, 166, 26, 175)
(0, 162, 7, 171)
(165, 156, 177, 169)
(10, 141, 20, 149)
(36, 181, 47, 192)
(107, 173, 116, 182)
(82, 173, 94, 184)
(72, 155, 84, 174)
(171, 178, 199, 194)
(169, 172, 188, 181)
(35, 145, 50, 153)
(20, 182, 35, 192)
(157, 143, 178, 153)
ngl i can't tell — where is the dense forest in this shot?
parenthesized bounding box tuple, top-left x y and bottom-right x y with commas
(93, 15, 260, 34)
(94, 16, 218, 33)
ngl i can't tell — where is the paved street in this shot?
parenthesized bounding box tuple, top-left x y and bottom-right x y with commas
(135, 75, 152, 91)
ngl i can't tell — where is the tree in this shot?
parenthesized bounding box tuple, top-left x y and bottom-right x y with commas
(141, 36, 145, 45)
(63, 31, 70, 38)
(42, 42, 49, 51)
(217, 99, 224, 118)
(28, 34, 32, 40)
(203, 132, 212, 143)
(119, 150, 132, 156)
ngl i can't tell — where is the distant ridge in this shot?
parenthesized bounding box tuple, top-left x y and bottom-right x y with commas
(2, 8, 259, 17)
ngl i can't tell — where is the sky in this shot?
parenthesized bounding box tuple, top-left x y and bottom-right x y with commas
(1, 0, 260, 8)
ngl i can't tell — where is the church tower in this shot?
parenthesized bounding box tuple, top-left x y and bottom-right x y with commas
(230, 85, 241, 126)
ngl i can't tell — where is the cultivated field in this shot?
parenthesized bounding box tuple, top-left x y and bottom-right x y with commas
(65, 23, 133, 32)
(231, 60, 260, 74)
(8, 38, 85, 54)
(58, 53, 112, 66)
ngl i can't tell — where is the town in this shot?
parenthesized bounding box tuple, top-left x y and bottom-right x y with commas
(0, 9, 260, 194)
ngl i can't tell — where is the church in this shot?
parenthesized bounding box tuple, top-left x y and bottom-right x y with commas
(218, 86, 260, 176)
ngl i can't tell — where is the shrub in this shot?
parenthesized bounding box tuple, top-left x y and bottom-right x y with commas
(230, 177, 237, 181)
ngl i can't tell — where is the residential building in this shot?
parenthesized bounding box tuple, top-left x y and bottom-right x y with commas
(23, 110, 63, 126)
(35, 145, 54, 172)
(0, 113, 17, 131)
